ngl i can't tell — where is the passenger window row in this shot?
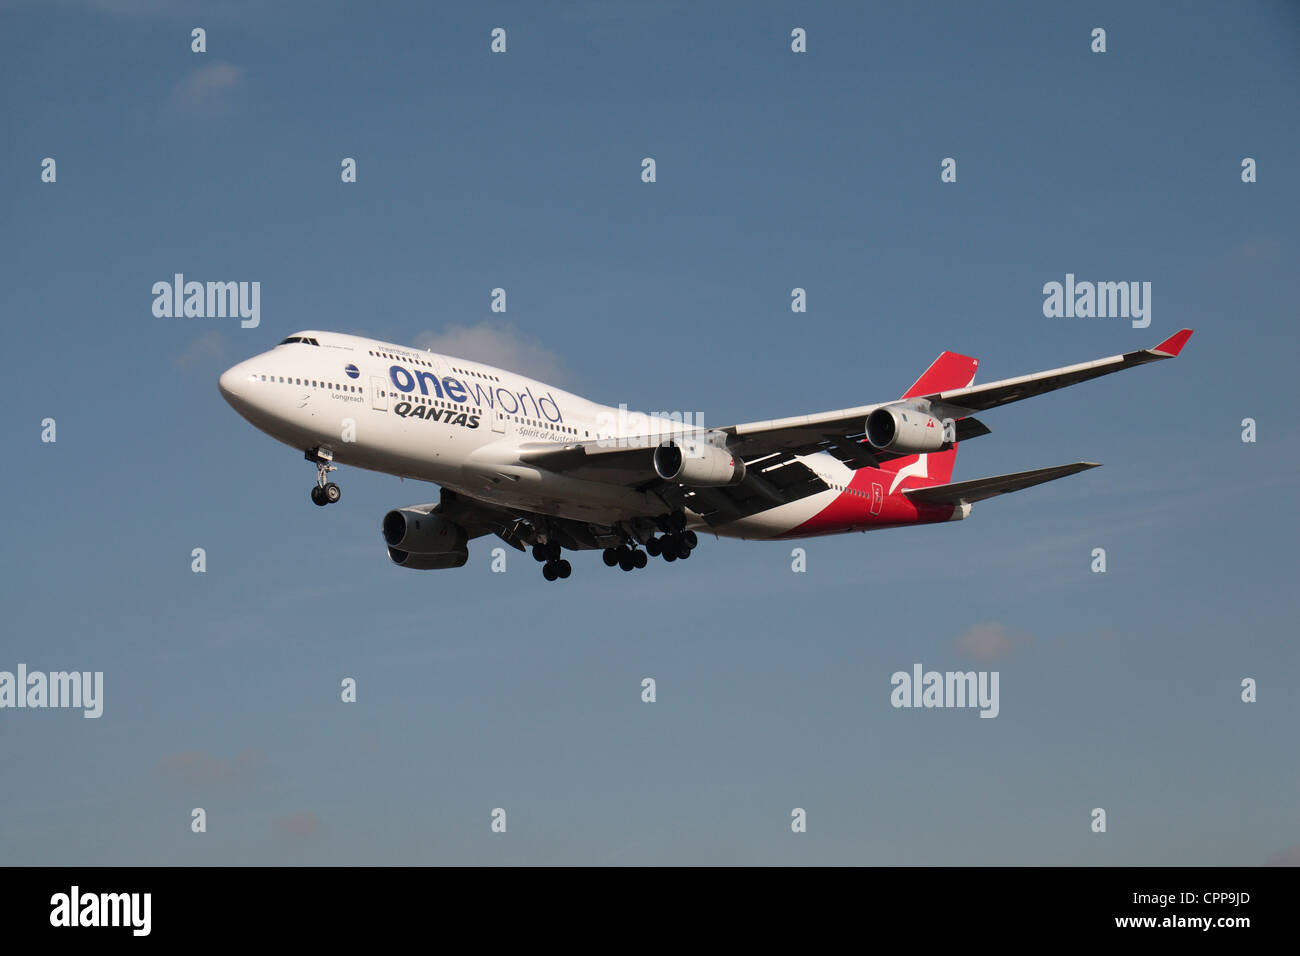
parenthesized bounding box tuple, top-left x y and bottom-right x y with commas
(256, 375, 362, 393)
(255, 374, 588, 438)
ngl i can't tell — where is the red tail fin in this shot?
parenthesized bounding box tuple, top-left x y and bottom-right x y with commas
(884, 351, 979, 486)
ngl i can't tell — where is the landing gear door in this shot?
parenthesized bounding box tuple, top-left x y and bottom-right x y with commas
(371, 376, 388, 411)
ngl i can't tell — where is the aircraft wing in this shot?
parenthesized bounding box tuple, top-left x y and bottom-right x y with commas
(514, 415, 986, 480)
(913, 329, 1193, 415)
(654, 451, 830, 526)
(520, 329, 1190, 479)
(516, 439, 832, 522)
(721, 329, 1192, 459)
(512, 330, 1191, 518)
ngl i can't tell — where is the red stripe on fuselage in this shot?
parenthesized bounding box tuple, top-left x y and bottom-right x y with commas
(776, 464, 955, 538)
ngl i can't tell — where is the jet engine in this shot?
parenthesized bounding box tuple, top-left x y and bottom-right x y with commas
(387, 546, 469, 570)
(382, 507, 469, 569)
(653, 439, 746, 487)
(865, 405, 948, 454)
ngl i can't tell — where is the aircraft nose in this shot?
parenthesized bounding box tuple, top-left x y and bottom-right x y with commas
(218, 361, 252, 405)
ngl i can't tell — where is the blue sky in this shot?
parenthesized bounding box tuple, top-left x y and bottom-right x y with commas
(1, 0, 1297, 865)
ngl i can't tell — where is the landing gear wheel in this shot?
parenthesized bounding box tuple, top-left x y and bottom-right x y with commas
(682, 530, 697, 549)
(676, 540, 692, 559)
(556, 559, 572, 579)
(663, 549, 677, 563)
(603, 548, 619, 567)
(542, 562, 558, 581)
(670, 512, 687, 532)
(645, 536, 661, 557)
(307, 448, 339, 505)
(618, 550, 635, 571)
(633, 549, 648, 569)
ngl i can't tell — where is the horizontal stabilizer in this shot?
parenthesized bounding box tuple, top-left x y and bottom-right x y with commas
(903, 462, 1100, 506)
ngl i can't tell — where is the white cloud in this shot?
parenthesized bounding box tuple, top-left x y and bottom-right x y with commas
(274, 811, 321, 844)
(175, 330, 225, 368)
(1232, 236, 1281, 260)
(155, 748, 267, 790)
(954, 622, 1029, 660)
(88, 0, 177, 15)
(170, 61, 245, 107)
(413, 322, 570, 386)
(1264, 845, 1300, 866)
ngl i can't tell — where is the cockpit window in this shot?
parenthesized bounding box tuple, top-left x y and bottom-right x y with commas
(278, 336, 320, 346)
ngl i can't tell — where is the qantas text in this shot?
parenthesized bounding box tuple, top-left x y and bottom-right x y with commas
(392, 402, 481, 428)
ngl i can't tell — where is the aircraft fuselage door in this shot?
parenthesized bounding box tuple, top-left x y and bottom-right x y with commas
(870, 482, 884, 515)
(371, 376, 388, 411)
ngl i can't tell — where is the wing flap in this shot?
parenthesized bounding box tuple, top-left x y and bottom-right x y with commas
(659, 457, 829, 525)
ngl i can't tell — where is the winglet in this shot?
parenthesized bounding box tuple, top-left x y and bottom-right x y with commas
(1151, 328, 1193, 357)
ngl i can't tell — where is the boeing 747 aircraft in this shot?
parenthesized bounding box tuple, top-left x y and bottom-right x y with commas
(218, 329, 1193, 580)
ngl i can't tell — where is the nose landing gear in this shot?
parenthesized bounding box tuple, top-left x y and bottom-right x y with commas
(306, 448, 341, 507)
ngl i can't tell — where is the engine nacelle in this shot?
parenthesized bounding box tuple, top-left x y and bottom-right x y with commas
(382, 508, 468, 554)
(653, 439, 746, 486)
(865, 404, 948, 454)
(387, 546, 468, 570)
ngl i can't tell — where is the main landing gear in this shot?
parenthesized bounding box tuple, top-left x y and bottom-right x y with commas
(533, 511, 698, 580)
(602, 512, 697, 570)
(306, 448, 341, 507)
(532, 541, 571, 581)
(647, 529, 697, 562)
(646, 511, 697, 563)
(602, 545, 649, 571)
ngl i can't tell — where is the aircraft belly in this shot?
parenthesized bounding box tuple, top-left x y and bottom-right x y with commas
(457, 467, 659, 525)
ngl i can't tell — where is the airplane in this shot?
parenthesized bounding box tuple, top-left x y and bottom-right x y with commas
(218, 328, 1193, 581)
